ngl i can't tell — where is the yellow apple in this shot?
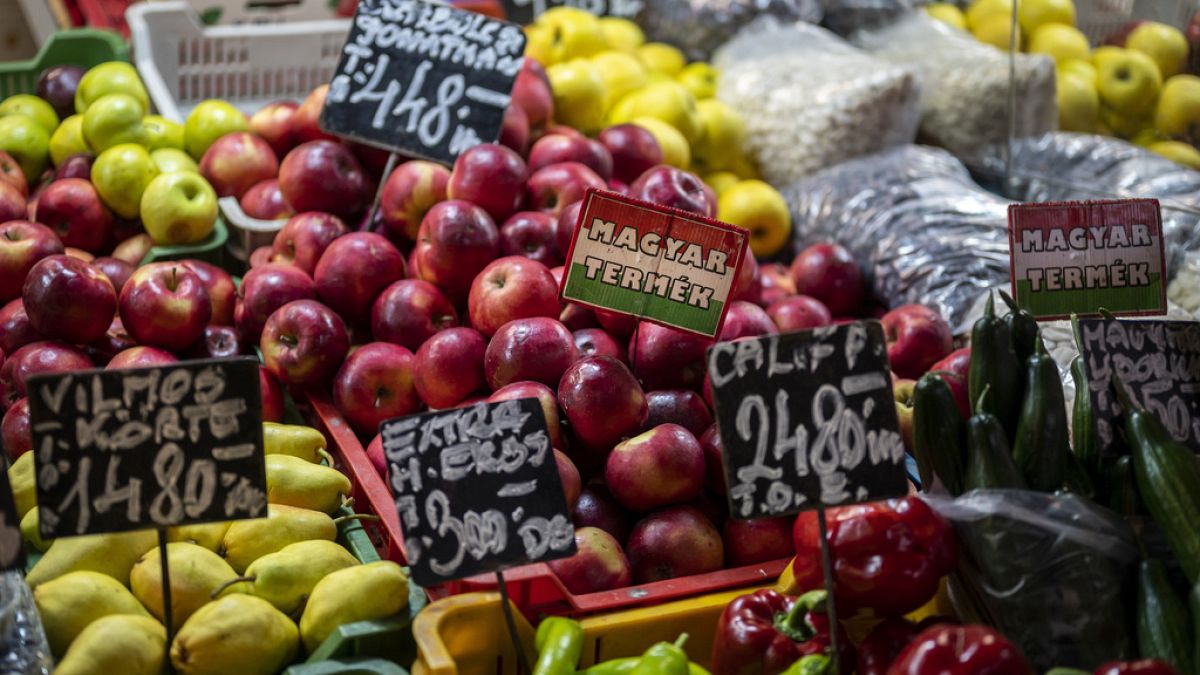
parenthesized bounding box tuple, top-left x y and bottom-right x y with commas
(524, 24, 554, 65)
(599, 17, 644, 53)
(1056, 71, 1099, 132)
(1155, 74, 1200, 142)
(82, 94, 147, 153)
(590, 51, 647, 112)
(1095, 48, 1162, 118)
(636, 43, 686, 76)
(537, 7, 607, 64)
(1058, 58, 1097, 84)
(692, 99, 744, 172)
(547, 59, 607, 134)
(972, 13, 1020, 50)
(1018, 0, 1074, 36)
(1149, 140, 1200, 169)
(151, 148, 200, 174)
(1127, 22, 1188, 79)
(1028, 23, 1090, 63)
(676, 62, 718, 100)
(718, 180, 791, 258)
(48, 114, 88, 166)
(0, 95, 58, 135)
(0, 115, 49, 184)
(140, 171, 218, 245)
(1099, 105, 1153, 140)
(703, 171, 739, 197)
(608, 81, 701, 144)
(1131, 128, 1160, 147)
(925, 4, 966, 31)
(143, 115, 185, 151)
(184, 99, 248, 160)
(91, 143, 159, 219)
(729, 153, 760, 180)
(75, 61, 149, 114)
(966, 0, 1012, 31)
(631, 117, 689, 169)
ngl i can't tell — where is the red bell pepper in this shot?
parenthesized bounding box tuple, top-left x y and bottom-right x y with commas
(1094, 661, 1180, 675)
(857, 616, 958, 675)
(791, 496, 957, 617)
(886, 624, 1031, 675)
(710, 589, 855, 675)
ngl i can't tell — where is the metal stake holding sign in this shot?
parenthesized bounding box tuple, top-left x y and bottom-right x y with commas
(26, 357, 268, 660)
(0, 470, 23, 574)
(706, 322, 910, 675)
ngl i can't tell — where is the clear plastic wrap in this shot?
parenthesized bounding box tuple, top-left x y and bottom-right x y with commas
(1169, 252, 1200, 319)
(818, 0, 912, 35)
(0, 571, 52, 674)
(635, 0, 822, 62)
(714, 20, 921, 185)
(780, 144, 1010, 332)
(925, 490, 1138, 671)
(851, 14, 1057, 159)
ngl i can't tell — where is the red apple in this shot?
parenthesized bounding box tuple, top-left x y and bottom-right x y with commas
(33, 178, 112, 253)
(271, 211, 348, 275)
(554, 448, 582, 512)
(789, 242, 864, 317)
(607, 179, 628, 195)
(723, 516, 794, 567)
(278, 140, 368, 220)
(1, 341, 91, 404)
(106, 346, 179, 369)
(484, 317, 578, 390)
(413, 327, 487, 409)
(371, 279, 458, 351)
(0, 151, 28, 197)
(573, 485, 632, 542)
(730, 252, 761, 305)
(180, 259, 236, 326)
(366, 432, 386, 478)
(894, 378, 916, 453)
(528, 134, 614, 181)
(560, 303, 597, 332)
(53, 154, 93, 182)
(468, 256, 560, 337)
(187, 324, 242, 359)
(91, 256, 134, 295)
(573, 328, 625, 363)
(598, 125, 663, 185)
(0, 182, 25, 224)
(249, 101, 300, 157)
(595, 309, 638, 339)
(347, 141, 391, 178)
(758, 262, 795, 307)
(881, 304, 954, 379)
(2, 397, 30, 460)
(767, 295, 832, 333)
(111, 234, 153, 266)
(628, 165, 716, 217)
(240, 179, 293, 221)
(558, 355, 646, 454)
(719, 301, 777, 341)
(119, 263, 211, 351)
(644, 390, 711, 438)
(499, 211, 562, 267)
(200, 132, 279, 199)
(688, 489, 728, 530)
(930, 347, 971, 418)
(64, 248, 93, 263)
(0, 300, 40, 354)
(546, 526, 631, 594)
(313, 232, 405, 326)
(249, 246, 274, 268)
(699, 423, 727, 495)
(333, 342, 420, 436)
(0, 220, 62, 303)
(512, 59, 554, 133)
(499, 104, 530, 156)
(293, 85, 337, 144)
(626, 506, 723, 584)
(235, 263, 317, 343)
(413, 200, 499, 303)
(379, 160, 450, 242)
(526, 162, 606, 216)
(87, 315, 134, 364)
(259, 365, 284, 423)
(554, 199, 584, 260)
(446, 143, 526, 223)
(629, 321, 712, 391)
(606, 423, 705, 512)
(487, 380, 565, 450)
(23, 254, 115, 345)
(260, 299, 350, 388)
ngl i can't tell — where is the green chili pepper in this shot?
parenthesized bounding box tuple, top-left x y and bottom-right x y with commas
(779, 654, 831, 675)
(969, 293, 1021, 439)
(998, 290, 1039, 368)
(533, 617, 584, 675)
(630, 635, 690, 675)
(582, 659, 710, 675)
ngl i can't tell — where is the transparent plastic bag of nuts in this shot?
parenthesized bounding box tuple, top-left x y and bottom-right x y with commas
(635, 0, 822, 62)
(713, 18, 922, 186)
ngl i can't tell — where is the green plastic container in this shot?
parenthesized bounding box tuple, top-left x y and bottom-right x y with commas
(285, 658, 409, 675)
(140, 217, 230, 270)
(0, 29, 129, 99)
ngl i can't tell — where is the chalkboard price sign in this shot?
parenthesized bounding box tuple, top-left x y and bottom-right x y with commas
(27, 358, 267, 539)
(0, 470, 22, 572)
(382, 397, 575, 586)
(1077, 318, 1200, 456)
(707, 321, 908, 519)
(320, 0, 527, 165)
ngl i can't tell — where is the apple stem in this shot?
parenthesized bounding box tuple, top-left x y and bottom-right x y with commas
(279, 334, 298, 347)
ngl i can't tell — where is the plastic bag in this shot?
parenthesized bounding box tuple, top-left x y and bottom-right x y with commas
(714, 19, 921, 185)
(925, 490, 1138, 671)
(779, 144, 1010, 332)
(818, 0, 912, 35)
(1169, 251, 1200, 319)
(0, 571, 52, 674)
(850, 14, 1056, 159)
(636, 0, 822, 62)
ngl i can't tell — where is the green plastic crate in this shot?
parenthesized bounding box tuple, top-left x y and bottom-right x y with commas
(0, 29, 128, 100)
(285, 658, 409, 675)
(140, 217, 230, 271)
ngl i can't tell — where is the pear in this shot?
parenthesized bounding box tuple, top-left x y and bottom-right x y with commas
(221, 504, 337, 573)
(26, 528, 157, 587)
(19, 508, 52, 552)
(167, 521, 232, 552)
(131, 543, 243, 627)
(264, 422, 333, 464)
(299, 561, 410, 653)
(171, 594, 299, 675)
(265, 454, 352, 514)
(55, 614, 166, 675)
(216, 540, 358, 616)
(34, 570, 152, 656)
(8, 451, 34, 518)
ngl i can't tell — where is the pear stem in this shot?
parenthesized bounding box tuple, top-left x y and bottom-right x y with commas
(210, 575, 255, 598)
(332, 513, 380, 525)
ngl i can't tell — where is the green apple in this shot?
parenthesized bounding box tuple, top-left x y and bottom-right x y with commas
(718, 179, 791, 258)
(537, 7, 607, 65)
(1095, 48, 1162, 117)
(49, 115, 88, 166)
(151, 148, 199, 174)
(590, 51, 647, 113)
(631, 116, 690, 169)
(0, 95, 59, 134)
(636, 42, 685, 76)
(1128, 21, 1188, 79)
(0, 115, 50, 184)
(140, 171, 218, 245)
(547, 59, 607, 135)
(691, 98, 744, 172)
(1056, 71, 1099, 132)
(1028, 23, 1090, 64)
(143, 115, 185, 151)
(676, 62, 718, 101)
(1017, 0, 1074, 35)
(75, 61, 149, 114)
(1155, 74, 1200, 142)
(91, 143, 159, 219)
(608, 80, 701, 144)
(599, 17, 644, 53)
(184, 100, 249, 160)
(82, 94, 148, 153)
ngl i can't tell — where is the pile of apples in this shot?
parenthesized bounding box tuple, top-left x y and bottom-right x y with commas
(927, 0, 1200, 168)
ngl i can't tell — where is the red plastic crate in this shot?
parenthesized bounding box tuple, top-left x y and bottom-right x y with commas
(306, 391, 793, 621)
(72, 0, 130, 35)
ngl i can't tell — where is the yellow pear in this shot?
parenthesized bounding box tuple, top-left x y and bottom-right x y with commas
(34, 570, 151, 657)
(1127, 21, 1188, 79)
(54, 614, 165, 675)
(547, 59, 607, 135)
(8, 451, 34, 519)
(265, 454, 352, 513)
(966, 0, 1012, 31)
(1155, 74, 1200, 142)
(19, 508, 51, 552)
(264, 422, 331, 464)
(1028, 23, 1090, 63)
(972, 13, 1020, 50)
(636, 42, 686, 76)
(26, 528, 157, 588)
(1149, 140, 1200, 169)
(600, 17, 645, 53)
(692, 99, 745, 172)
(167, 521, 232, 552)
(1057, 71, 1100, 132)
(299, 561, 410, 653)
(1094, 48, 1162, 118)
(221, 504, 339, 573)
(219, 540, 359, 616)
(131, 543, 243, 627)
(631, 117, 690, 169)
(171, 594, 299, 675)
(1018, 0, 1075, 35)
(718, 180, 792, 258)
(925, 3, 967, 31)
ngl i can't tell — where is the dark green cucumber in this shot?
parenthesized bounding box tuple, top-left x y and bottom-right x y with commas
(969, 293, 1021, 439)
(964, 386, 1025, 491)
(1136, 559, 1193, 673)
(913, 371, 966, 496)
(1011, 338, 1070, 493)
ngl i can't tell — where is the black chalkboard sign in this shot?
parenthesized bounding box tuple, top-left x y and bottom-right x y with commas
(502, 0, 642, 27)
(320, 0, 526, 165)
(707, 321, 909, 519)
(383, 397, 575, 586)
(0, 469, 23, 571)
(27, 358, 267, 538)
(1077, 318, 1200, 457)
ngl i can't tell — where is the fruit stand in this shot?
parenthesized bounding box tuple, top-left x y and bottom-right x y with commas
(0, 0, 1199, 673)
